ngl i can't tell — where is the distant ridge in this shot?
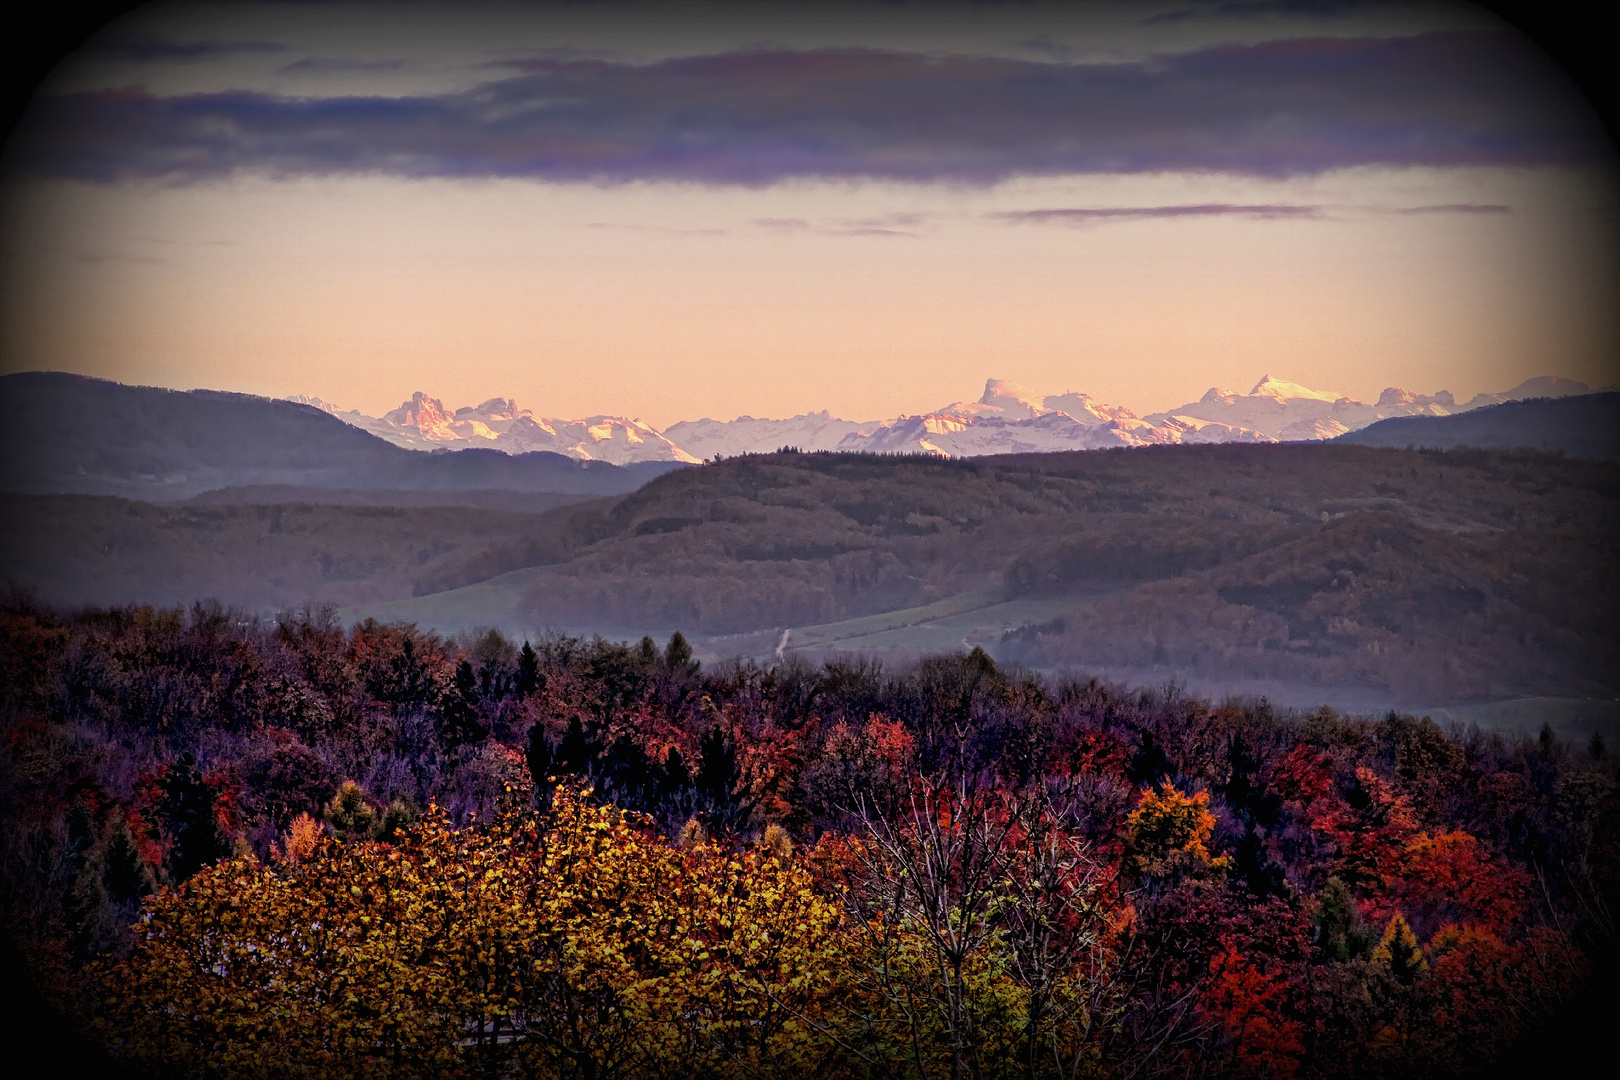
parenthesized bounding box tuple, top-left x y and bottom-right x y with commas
(1335, 394, 1620, 460)
(0, 372, 685, 500)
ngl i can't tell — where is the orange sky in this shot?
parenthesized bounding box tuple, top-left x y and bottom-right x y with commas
(2, 1, 1615, 425)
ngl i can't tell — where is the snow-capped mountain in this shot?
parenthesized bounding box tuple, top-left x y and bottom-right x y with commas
(662, 411, 883, 459)
(1142, 374, 1598, 443)
(1141, 375, 1449, 440)
(293, 374, 1599, 464)
(934, 378, 1138, 424)
(291, 393, 700, 465)
(827, 378, 1273, 456)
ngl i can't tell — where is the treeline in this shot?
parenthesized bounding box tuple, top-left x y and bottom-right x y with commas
(2, 596, 1616, 1077)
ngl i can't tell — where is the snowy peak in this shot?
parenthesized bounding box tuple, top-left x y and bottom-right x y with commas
(455, 397, 532, 423)
(1042, 391, 1134, 424)
(383, 392, 457, 437)
(1377, 387, 1455, 408)
(297, 392, 698, 464)
(287, 393, 340, 414)
(944, 378, 1134, 426)
(1146, 372, 1594, 441)
(1248, 375, 1343, 403)
(661, 411, 883, 458)
(977, 378, 1046, 419)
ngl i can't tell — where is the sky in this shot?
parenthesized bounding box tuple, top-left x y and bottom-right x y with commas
(1, 0, 1615, 427)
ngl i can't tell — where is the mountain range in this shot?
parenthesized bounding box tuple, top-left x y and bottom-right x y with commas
(299, 374, 1605, 463)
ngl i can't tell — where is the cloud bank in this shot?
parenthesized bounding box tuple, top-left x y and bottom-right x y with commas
(12, 30, 1609, 184)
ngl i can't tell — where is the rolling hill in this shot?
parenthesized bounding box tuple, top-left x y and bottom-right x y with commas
(1335, 392, 1620, 459)
(346, 444, 1618, 706)
(0, 372, 685, 501)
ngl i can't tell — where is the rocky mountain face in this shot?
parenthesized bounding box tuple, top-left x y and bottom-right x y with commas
(299, 373, 1602, 462)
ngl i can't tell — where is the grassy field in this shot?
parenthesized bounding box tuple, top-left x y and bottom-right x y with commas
(339, 566, 680, 646)
(772, 588, 1091, 658)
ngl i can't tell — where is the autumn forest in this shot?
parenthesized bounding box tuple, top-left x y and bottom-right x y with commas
(1, 596, 1613, 1078)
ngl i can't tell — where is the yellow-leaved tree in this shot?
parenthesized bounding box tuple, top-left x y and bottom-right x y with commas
(1123, 782, 1231, 889)
(91, 783, 847, 1079)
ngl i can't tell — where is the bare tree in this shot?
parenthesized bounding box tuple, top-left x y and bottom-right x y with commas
(840, 775, 1126, 1080)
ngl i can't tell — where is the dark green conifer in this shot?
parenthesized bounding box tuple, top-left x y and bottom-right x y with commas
(516, 641, 543, 698)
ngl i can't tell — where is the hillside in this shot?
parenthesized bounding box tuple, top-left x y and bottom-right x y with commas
(0, 494, 613, 609)
(0, 372, 684, 500)
(428, 444, 1614, 705)
(1336, 393, 1620, 459)
(5, 441, 1615, 706)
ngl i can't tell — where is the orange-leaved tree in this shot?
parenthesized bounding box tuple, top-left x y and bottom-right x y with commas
(1123, 782, 1230, 888)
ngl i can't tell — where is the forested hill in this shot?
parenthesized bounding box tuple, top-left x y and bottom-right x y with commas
(1335, 393, 1620, 459)
(500, 445, 1618, 704)
(3, 440, 1615, 706)
(0, 371, 683, 500)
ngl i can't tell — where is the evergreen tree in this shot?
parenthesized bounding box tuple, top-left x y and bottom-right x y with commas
(102, 813, 158, 907)
(665, 631, 697, 673)
(526, 723, 556, 787)
(1222, 734, 1286, 895)
(599, 734, 658, 811)
(1315, 878, 1368, 962)
(515, 641, 543, 699)
(325, 781, 377, 840)
(1371, 913, 1427, 983)
(376, 797, 418, 844)
(438, 659, 488, 747)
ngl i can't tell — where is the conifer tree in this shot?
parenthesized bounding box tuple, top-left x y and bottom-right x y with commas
(515, 641, 542, 699)
(1315, 878, 1368, 962)
(1371, 913, 1427, 983)
(664, 631, 696, 672)
(325, 781, 376, 840)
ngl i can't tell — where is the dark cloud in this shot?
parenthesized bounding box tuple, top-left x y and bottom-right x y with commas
(990, 204, 1325, 223)
(277, 58, 410, 76)
(12, 30, 1609, 184)
(1388, 202, 1511, 213)
(1145, 0, 1383, 24)
(1012, 34, 1077, 62)
(79, 30, 288, 63)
